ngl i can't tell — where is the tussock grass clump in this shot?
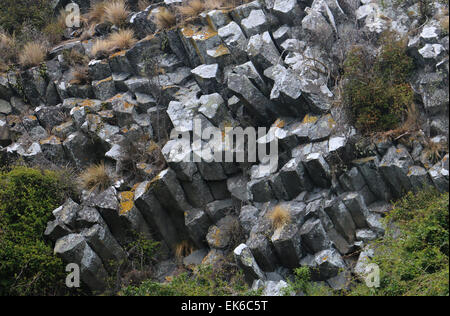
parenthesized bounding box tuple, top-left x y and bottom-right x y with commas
(177, 0, 206, 18)
(268, 205, 291, 230)
(0, 31, 18, 70)
(104, 0, 130, 26)
(138, 0, 151, 11)
(70, 66, 91, 85)
(91, 29, 137, 57)
(87, 1, 107, 25)
(155, 7, 177, 30)
(19, 41, 47, 68)
(175, 240, 195, 259)
(108, 29, 137, 50)
(79, 161, 111, 192)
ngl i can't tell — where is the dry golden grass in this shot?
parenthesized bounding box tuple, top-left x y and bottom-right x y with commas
(268, 205, 291, 230)
(87, 1, 107, 24)
(91, 29, 137, 57)
(440, 16, 449, 34)
(91, 38, 112, 57)
(70, 66, 90, 85)
(155, 7, 177, 30)
(424, 138, 447, 164)
(177, 0, 206, 18)
(108, 28, 137, 50)
(205, 0, 227, 10)
(104, 0, 130, 26)
(0, 31, 18, 67)
(19, 42, 47, 68)
(79, 161, 111, 192)
(175, 240, 195, 259)
(138, 0, 151, 11)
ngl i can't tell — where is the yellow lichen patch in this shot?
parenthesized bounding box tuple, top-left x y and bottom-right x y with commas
(327, 115, 336, 129)
(109, 50, 126, 59)
(302, 114, 318, 124)
(107, 94, 123, 102)
(210, 44, 229, 57)
(80, 99, 95, 107)
(95, 76, 113, 85)
(28, 115, 37, 120)
(274, 118, 285, 128)
(123, 101, 134, 109)
(119, 191, 135, 215)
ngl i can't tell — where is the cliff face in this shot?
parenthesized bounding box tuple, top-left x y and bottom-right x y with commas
(0, 0, 448, 294)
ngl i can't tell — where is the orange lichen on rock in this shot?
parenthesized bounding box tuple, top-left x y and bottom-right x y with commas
(119, 190, 135, 215)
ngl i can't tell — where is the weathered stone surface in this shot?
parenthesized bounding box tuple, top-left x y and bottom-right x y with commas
(218, 21, 248, 64)
(379, 146, 414, 198)
(234, 243, 266, 283)
(353, 156, 392, 202)
(303, 152, 331, 188)
(271, 223, 302, 268)
(185, 208, 212, 248)
(191, 64, 222, 94)
(63, 132, 103, 168)
(247, 233, 278, 272)
(54, 234, 108, 293)
(239, 205, 260, 235)
(205, 199, 234, 223)
(407, 165, 434, 191)
(247, 32, 280, 70)
(273, 0, 304, 25)
(134, 181, 181, 250)
(324, 199, 356, 244)
(227, 173, 250, 202)
(248, 177, 274, 202)
(241, 10, 269, 37)
(341, 192, 369, 229)
(428, 154, 449, 192)
(181, 172, 215, 208)
(299, 218, 331, 253)
(92, 77, 116, 100)
(206, 215, 238, 249)
(313, 248, 346, 280)
(82, 224, 127, 270)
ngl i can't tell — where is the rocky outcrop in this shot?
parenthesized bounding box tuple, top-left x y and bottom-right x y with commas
(1, 0, 448, 294)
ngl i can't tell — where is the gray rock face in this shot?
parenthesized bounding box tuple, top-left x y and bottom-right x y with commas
(353, 156, 392, 202)
(54, 234, 108, 293)
(134, 181, 181, 251)
(241, 10, 269, 37)
(428, 155, 449, 192)
(191, 64, 222, 94)
(181, 172, 215, 208)
(234, 243, 265, 284)
(313, 248, 346, 280)
(247, 233, 278, 272)
(379, 146, 414, 198)
(324, 199, 356, 244)
(218, 22, 248, 64)
(299, 218, 331, 253)
(341, 192, 369, 229)
(82, 224, 127, 271)
(271, 223, 303, 268)
(273, 0, 304, 25)
(303, 152, 331, 188)
(185, 208, 212, 248)
(239, 205, 260, 235)
(205, 199, 234, 223)
(247, 32, 281, 70)
(92, 77, 116, 100)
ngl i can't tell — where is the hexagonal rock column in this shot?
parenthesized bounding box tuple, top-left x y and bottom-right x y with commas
(247, 233, 278, 272)
(303, 152, 331, 188)
(134, 181, 182, 251)
(324, 198, 356, 244)
(185, 208, 213, 249)
(218, 21, 248, 64)
(379, 145, 414, 198)
(234, 243, 266, 284)
(191, 64, 223, 95)
(54, 234, 108, 293)
(299, 218, 332, 253)
(271, 223, 303, 268)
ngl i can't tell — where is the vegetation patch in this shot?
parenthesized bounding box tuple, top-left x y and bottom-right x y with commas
(0, 166, 79, 295)
(342, 32, 414, 134)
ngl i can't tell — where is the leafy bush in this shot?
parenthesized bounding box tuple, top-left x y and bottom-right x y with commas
(346, 189, 449, 296)
(119, 264, 255, 296)
(283, 267, 334, 296)
(342, 32, 414, 133)
(0, 166, 78, 295)
(0, 0, 54, 35)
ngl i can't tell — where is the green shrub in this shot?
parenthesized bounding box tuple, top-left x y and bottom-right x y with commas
(345, 189, 449, 296)
(0, 166, 78, 295)
(119, 264, 256, 296)
(283, 266, 335, 296)
(342, 32, 414, 133)
(0, 0, 54, 35)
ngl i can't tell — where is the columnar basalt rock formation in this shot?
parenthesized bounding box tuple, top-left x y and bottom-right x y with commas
(0, 0, 448, 294)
